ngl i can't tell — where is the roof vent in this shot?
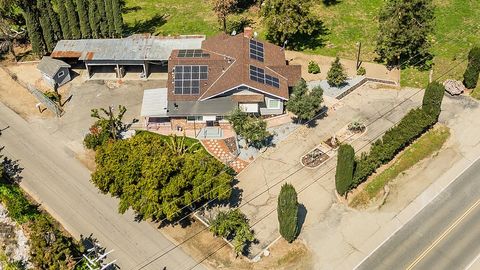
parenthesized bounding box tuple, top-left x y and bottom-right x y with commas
(231, 30, 237, 36)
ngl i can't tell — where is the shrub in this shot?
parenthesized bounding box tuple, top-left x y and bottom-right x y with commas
(422, 81, 445, 120)
(277, 183, 299, 243)
(227, 109, 271, 147)
(210, 209, 255, 255)
(226, 16, 253, 35)
(327, 57, 347, 87)
(463, 47, 480, 89)
(357, 67, 366, 76)
(335, 144, 355, 197)
(286, 79, 324, 123)
(44, 91, 61, 103)
(308, 60, 320, 74)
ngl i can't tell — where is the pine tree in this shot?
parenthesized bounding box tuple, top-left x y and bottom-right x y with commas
(76, 0, 91, 38)
(45, 0, 62, 40)
(88, 0, 100, 38)
(95, 0, 108, 38)
(56, 0, 71, 39)
(65, 0, 81, 39)
(37, 0, 56, 52)
(23, 4, 45, 56)
(376, 0, 435, 67)
(104, 0, 115, 37)
(327, 57, 347, 87)
(277, 183, 299, 243)
(111, 0, 123, 37)
(335, 144, 355, 197)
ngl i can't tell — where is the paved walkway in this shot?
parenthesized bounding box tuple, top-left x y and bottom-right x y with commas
(201, 138, 250, 173)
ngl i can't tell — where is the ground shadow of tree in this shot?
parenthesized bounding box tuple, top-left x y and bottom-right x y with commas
(323, 0, 341, 6)
(80, 234, 119, 269)
(124, 14, 168, 35)
(287, 20, 330, 51)
(296, 203, 307, 237)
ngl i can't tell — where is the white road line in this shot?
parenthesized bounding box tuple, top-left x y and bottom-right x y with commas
(406, 198, 480, 270)
(354, 154, 480, 270)
(465, 252, 480, 270)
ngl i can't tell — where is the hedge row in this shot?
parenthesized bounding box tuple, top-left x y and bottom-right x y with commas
(463, 47, 480, 89)
(335, 144, 355, 196)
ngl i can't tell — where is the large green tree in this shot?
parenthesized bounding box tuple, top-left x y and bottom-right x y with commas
(335, 144, 355, 197)
(37, 0, 56, 52)
(262, 0, 324, 49)
(44, 0, 62, 40)
(376, 0, 435, 67)
(277, 183, 299, 243)
(65, 0, 81, 39)
(76, 0, 91, 38)
(92, 132, 234, 222)
(227, 108, 271, 147)
(104, 0, 115, 37)
(213, 0, 237, 33)
(210, 209, 255, 255)
(55, 0, 71, 39)
(95, 0, 109, 37)
(111, 0, 123, 37)
(87, 0, 100, 38)
(286, 79, 324, 122)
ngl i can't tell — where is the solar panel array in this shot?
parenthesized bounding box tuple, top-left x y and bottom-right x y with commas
(174, 65, 208, 95)
(177, 49, 210, 58)
(249, 40, 264, 62)
(249, 65, 280, 88)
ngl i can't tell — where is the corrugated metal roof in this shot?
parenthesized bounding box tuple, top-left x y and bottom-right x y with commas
(37, 56, 71, 77)
(141, 88, 169, 117)
(51, 35, 205, 61)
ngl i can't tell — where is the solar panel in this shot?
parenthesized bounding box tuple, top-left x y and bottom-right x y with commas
(249, 40, 264, 62)
(249, 65, 280, 88)
(178, 49, 210, 58)
(173, 65, 208, 95)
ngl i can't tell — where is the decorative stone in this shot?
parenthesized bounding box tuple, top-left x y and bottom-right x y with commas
(263, 249, 270, 257)
(443, 79, 465, 96)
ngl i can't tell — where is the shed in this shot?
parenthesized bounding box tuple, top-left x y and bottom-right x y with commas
(38, 56, 71, 89)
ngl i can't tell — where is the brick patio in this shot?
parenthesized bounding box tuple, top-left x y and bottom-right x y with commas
(201, 138, 250, 173)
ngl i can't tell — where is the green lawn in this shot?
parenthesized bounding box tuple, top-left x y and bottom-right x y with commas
(123, 0, 480, 88)
(349, 125, 450, 208)
(471, 84, 480, 100)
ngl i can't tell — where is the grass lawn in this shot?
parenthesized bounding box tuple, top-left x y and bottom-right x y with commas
(471, 84, 480, 100)
(123, 0, 480, 88)
(349, 125, 450, 208)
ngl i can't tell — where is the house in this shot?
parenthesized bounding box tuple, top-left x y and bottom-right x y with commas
(141, 28, 302, 134)
(50, 34, 205, 79)
(37, 56, 71, 89)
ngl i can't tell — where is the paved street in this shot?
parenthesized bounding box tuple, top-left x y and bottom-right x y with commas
(357, 157, 480, 270)
(0, 102, 204, 270)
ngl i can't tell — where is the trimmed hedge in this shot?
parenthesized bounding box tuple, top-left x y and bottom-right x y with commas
(463, 47, 480, 89)
(335, 144, 355, 196)
(422, 81, 445, 120)
(352, 108, 436, 186)
(277, 183, 299, 243)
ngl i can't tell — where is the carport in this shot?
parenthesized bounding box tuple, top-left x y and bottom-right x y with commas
(51, 34, 204, 79)
(141, 88, 170, 129)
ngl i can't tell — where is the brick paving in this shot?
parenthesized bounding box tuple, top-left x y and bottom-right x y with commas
(202, 138, 249, 173)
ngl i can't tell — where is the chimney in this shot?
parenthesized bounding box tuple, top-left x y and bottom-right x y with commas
(243, 27, 253, 39)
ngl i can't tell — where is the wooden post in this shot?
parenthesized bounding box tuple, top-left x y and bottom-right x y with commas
(356, 42, 362, 70)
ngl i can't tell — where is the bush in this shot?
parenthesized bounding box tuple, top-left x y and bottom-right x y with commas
(308, 60, 320, 74)
(44, 91, 61, 103)
(286, 79, 324, 123)
(226, 16, 253, 35)
(357, 67, 366, 76)
(463, 47, 480, 89)
(335, 144, 355, 196)
(422, 81, 445, 120)
(352, 108, 436, 186)
(227, 109, 271, 147)
(210, 209, 255, 255)
(277, 183, 299, 243)
(327, 57, 347, 87)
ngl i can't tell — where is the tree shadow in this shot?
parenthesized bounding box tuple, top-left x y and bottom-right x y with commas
(297, 203, 307, 237)
(323, 0, 341, 6)
(122, 6, 141, 14)
(80, 234, 119, 269)
(1, 146, 23, 184)
(234, 0, 258, 12)
(124, 14, 168, 35)
(287, 20, 330, 51)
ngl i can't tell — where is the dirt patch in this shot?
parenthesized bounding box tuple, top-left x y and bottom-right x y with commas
(76, 149, 97, 172)
(162, 221, 313, 270)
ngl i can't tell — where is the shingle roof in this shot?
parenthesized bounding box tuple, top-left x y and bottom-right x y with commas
(51, 34, 205, 61)
(167, 33, 302, 102)
(37, 56, 71, 77)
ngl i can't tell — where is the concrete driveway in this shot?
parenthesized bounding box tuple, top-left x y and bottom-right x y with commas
(234, 83, 424, 258)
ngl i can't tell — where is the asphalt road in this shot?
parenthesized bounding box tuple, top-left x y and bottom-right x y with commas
(0, 102, 204, 270)
(357, 156, 480, 270)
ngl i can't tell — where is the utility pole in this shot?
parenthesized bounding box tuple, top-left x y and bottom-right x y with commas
(356, 41, 362, 70)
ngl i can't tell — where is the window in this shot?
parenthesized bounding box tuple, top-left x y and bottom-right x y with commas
(268, 99, 281, 109)
(187, 116, 203, 122)
(58, 70, 65, 78)
(249, 40, 264, 62)
(173, 65, 208, 95)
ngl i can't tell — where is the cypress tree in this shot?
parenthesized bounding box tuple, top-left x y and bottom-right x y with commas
(335, 144, 355, 197)
(76, 0, 91, 38)
(422, 81, 445, 120)
(23, 4, 46, 56)
(88, 0, 100, 38)
(111, 0, 123, 37)
(56, 0, 71, 39)
(104, 0, 115, 37)
(65, 0, 81, 39)
(463, 47, 480, 89)
(327, 57, 347, 87)
(277, 183, 299, 243)
(45, 0, 62, 40)
(37, 0, 56, 52)
(96, 0, 109, 38)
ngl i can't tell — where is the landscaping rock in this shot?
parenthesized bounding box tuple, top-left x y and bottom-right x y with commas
(443, 79, 465, 96)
